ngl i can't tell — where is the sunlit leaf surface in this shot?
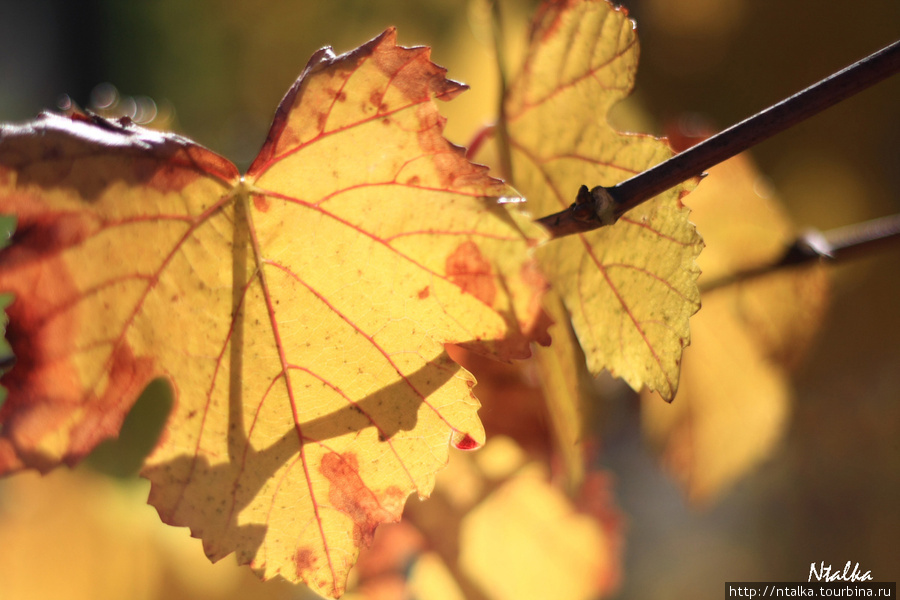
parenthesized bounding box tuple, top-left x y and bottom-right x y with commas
(0, 29, 547, 597)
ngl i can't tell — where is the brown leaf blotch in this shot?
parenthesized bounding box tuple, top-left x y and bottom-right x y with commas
(132, 155, 203, 194)
(0, 202, 86, 471)
(294, 547, 318, 580)
(316, 111, 329, 133)
(71, 342, 154, 462)
(0, 199, 94, 270)
(369, 29, 466, 104)
(320, 452, 402, 548)
(367, 90, 385, 113)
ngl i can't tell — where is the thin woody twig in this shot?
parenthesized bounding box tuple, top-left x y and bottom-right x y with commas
(700, 213, 900, 293)
(535, 39, 900, 239)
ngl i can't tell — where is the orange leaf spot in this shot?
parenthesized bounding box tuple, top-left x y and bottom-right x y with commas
(253, 195, 270, 213)
(446, 241, 496, 306)
(416, 286, 430, 299)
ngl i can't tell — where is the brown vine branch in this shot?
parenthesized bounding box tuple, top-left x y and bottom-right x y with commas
(535, 39, 900, 239)
(700, 213, 900, 293)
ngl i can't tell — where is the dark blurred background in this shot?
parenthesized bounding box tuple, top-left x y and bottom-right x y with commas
(1, 0, 898, 598)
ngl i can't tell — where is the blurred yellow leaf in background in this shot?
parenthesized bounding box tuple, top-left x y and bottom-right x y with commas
(642, 151, 829, 503)
(0, 469, 301, 600)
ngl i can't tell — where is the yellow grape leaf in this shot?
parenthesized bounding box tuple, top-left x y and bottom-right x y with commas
(0, 29, 547, 597)
(642, 296, 791, 504)
(497, 0, 703, 399)
(642, 152, 829, 503)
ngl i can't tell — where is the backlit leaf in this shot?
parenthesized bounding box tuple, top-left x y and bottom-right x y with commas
(497, 0, 703, 399)
(0, 29, 547, 597)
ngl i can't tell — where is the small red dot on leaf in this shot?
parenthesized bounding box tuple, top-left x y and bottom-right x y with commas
(453, 432, 480, 451)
